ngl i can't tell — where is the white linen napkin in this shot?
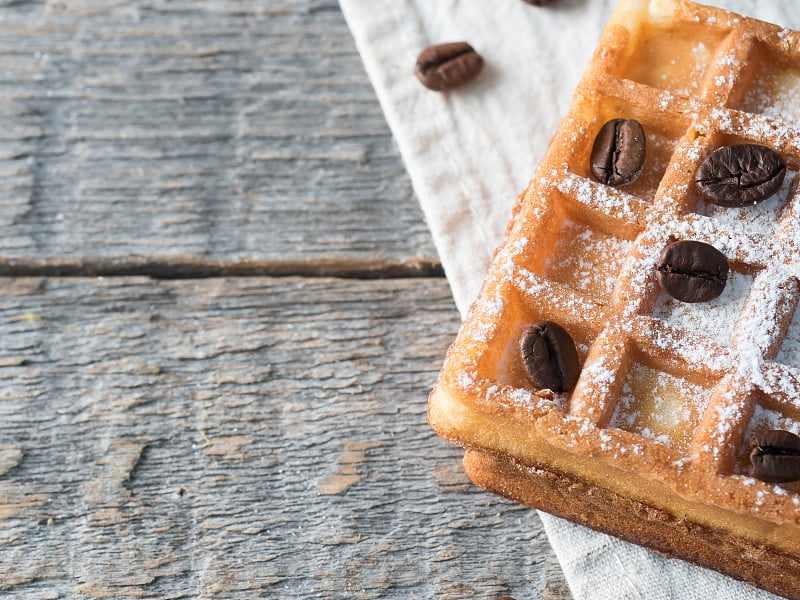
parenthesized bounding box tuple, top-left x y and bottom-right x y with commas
(339, 1, 797, 598)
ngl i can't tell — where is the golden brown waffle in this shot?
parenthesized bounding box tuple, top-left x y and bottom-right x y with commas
(427, 0, 800, 596)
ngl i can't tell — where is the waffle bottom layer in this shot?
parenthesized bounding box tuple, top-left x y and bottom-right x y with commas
(462, 449, 800, 600)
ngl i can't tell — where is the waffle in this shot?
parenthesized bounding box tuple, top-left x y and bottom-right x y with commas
(427, 0, 800, 597)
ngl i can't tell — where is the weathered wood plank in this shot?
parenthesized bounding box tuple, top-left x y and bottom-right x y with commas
(0, 0, 437, 273)
(0, 276, 569, 599)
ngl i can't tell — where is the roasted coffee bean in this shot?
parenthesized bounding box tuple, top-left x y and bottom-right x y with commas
(519, 321, 580, 393)
(696, 144, 786, 207)
(750, 430, 800, 483)
(590, 118, 646, 187)
(414, 42, 483, 92)
(656, 240, 728, 303)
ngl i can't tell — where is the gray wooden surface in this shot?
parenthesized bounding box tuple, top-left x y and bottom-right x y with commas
(0, 0, 438, 277)
(0, 1, 571, 598)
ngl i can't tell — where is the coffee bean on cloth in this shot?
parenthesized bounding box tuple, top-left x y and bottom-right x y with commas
(414, 42, 483, 91)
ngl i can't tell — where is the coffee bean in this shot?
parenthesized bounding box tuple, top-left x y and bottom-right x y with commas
(414, 42, 483, 92)
(519, 321, 580, 393)
(522, 0, 553, 5)
(750, 430, 800, 483)
(590, 119, 646, 187)
(696, 144, 786, 207)
(656, 240, 728, 303)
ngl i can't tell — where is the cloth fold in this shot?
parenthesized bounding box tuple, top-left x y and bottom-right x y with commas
(339, 0, 796, 597)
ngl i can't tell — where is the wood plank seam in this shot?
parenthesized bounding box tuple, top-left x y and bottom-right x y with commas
(0, 257, 445, 279)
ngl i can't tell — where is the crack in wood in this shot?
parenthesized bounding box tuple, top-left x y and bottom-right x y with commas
(0, 257, 445, 280)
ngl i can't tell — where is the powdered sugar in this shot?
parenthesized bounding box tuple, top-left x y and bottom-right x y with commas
(544, 219, 634, 299)
(457, 370, 476, 390)
(741, 62, 800, 123)
(732, 273, 798, 366)
(744, 404, 800, 440)
(556, 172, 641, 218)
(503, 385, 565, 414)
(583, 362, 618, 387)
(775, 301, 800, 368)
(464, 287, 507, 344)
(696, 170, 795, 234)
(709, 392, 747, 446)
(652, 269, 753, 346)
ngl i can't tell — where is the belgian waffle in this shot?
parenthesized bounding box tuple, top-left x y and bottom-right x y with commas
(427, 1, 800, 597)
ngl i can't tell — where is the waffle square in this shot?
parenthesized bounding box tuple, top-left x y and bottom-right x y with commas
(428, 1, 800, 596)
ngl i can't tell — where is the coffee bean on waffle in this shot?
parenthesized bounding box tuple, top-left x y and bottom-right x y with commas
(519, 321, 580, 393)
(750, 430, 800, 483)
(590, 118, 646, 187)
(656, 240, 729, 303)
(696, 144, 786, 207)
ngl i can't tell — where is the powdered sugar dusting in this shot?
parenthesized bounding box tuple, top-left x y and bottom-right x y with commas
(716, 53, 738, 68)
(646, 320, 730, 372)
(744, 404, 800, 441)
(635, 131, 679, 201)
(668, 212, 765, 267)
(556, 172, 641, 218)
(755, 363, 800, 413)
(500, 385, 564, 414)
(775, 300, 800, 368)
(709, 389, 747, 447)
(464, 287, 507, 345)
(583, 362, 617, 388)
(652, 269, 753, 346)
(696, 170, 795, 233)
(516, 268, 602, 318)
(457, 370, 477, 391)
(544, 219, 633, 299)
(516, 268, 549, 297)
(741, 63, 800, 122)
(733, 273, 798, 365)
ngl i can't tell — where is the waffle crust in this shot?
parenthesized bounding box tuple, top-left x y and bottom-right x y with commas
(463, 449, 800, 600)
(428, 0, 800, 596)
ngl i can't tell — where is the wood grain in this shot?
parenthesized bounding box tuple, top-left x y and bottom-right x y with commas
(0, 276, 569, 599)
(0, 0, 572, 597)
(0, 0, 437, 274)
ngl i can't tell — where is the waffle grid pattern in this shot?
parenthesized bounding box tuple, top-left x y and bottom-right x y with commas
(433, 0, 800, 525)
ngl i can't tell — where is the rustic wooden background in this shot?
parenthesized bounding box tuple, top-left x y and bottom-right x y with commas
(0, 1, 571, 598)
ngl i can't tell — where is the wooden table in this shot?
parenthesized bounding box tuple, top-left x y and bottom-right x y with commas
(0, 2, 571, 598)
